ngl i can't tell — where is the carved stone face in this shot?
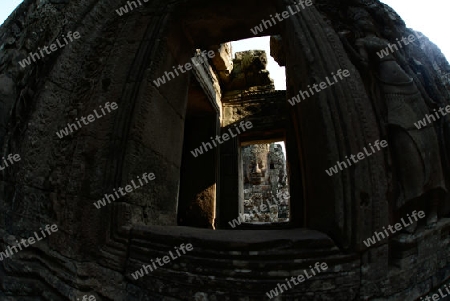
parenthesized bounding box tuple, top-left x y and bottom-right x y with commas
(242, 142, 290, 223)
(243, 144, 269, 185)
(249, 158, 266, 184)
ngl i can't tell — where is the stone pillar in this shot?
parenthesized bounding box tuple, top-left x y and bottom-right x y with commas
(280, 0, 389, 249)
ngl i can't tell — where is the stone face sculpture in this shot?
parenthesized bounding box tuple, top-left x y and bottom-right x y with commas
(242, 143, 289, 222)
(0, 0, 450, 300)
(343, 9, 447, 221)
(243, 143, 268, 185)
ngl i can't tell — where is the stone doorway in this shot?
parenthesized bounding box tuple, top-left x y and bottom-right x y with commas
(240, 141, 291, 224)
(177, 64, 220, 229)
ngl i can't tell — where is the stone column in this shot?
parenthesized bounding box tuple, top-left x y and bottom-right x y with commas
(279, 0, 389, 250)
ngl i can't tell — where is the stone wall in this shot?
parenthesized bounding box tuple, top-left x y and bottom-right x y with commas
(0, 0, 449, 300)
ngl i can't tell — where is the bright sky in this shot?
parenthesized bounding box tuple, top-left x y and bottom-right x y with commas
(0, 1, 448, 90)
(0, 0, 22, 27)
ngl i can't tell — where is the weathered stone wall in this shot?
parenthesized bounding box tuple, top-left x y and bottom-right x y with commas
(0, 0, 197, 299)
(0, 0, 449, 300)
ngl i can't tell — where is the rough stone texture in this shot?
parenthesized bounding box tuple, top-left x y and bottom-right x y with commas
(270, 35, 285, 67)
(242, 143, 290, 223)
(0, 0, 449, 300)
(210, 43, 233, 85)
(225, 50, 274, 91)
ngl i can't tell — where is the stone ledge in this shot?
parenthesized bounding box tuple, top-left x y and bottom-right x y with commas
(130, 225, 338, 253)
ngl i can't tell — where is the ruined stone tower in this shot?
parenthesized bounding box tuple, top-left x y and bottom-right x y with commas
(0, 0, 449, 300)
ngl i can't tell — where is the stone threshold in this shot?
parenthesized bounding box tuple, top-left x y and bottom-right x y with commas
(129, 225, 341, 256)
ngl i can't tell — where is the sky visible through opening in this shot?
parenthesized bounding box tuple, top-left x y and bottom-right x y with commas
(0, 0, 22, 26)
(0, 0, 449, 90)
(231, 36, 287, 90)
(230, 0, 450, 90)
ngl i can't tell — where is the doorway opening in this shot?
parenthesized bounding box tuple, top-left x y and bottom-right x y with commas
(240, 140, 290, 224)
(177, 59, 220, 229)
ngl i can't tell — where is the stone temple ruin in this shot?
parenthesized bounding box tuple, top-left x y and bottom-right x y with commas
(0, 0, 450, 300)
(242, 142, 290, 223)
